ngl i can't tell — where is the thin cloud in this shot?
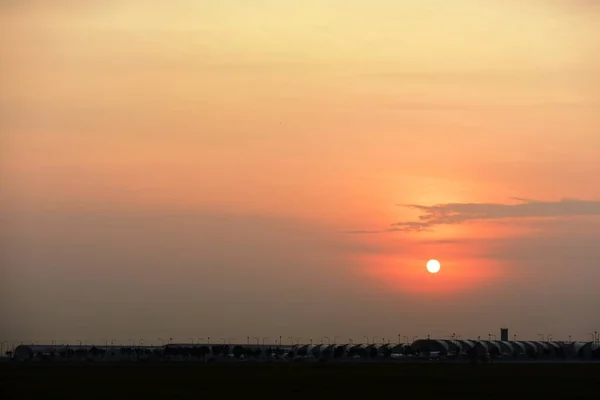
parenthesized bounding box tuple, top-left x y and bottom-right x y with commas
(343, 229, 385, 234)
(347, 198, 600, 233)
(542, 0, 600, 11)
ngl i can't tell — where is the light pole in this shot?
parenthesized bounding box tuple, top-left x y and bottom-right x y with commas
(77, 340, 82, 346)
(128, 339, 134, 347)
(546, 334, 552, 342)
(334, 336, 340, 345)
(289, 337, 301, 345)
(363, 336, 369, 344)
(139, 339, 144, 347)
(324, 337, 331, 345)
(538, 334, 544, 341)
(372, 336, 379, 345)
(159, 338, 164, 346)
(252, 337, 260, 345)
(261, 337, 268, 345)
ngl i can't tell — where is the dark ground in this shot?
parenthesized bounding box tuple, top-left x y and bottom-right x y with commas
(2, 362, 599, 399)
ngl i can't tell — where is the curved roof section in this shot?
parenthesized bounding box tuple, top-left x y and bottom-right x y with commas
(497, 341, 514, 354)
(318, 344, 334, 352)
(576, 342, 597, 357)
(570, 342, 586, 353)
(332, 344, 351, 353)
(15, 345, 56, 353)
(521, 341, 538, 353)
(411, 339, 450, 353)
(14, 345, 151, 353)
(457, 340, 475, 350)
(511, 341, 527, 354)
(482, 341, 502, 354)
(532, 341, 549, 353)
(470, 341, 492, 354)
(390, 344, 408, 353)
(473, 341, 488, 350)
(294, 344, 310, 352)
(444, 340, 463, 352)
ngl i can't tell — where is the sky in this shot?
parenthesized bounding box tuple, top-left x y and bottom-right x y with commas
(1, 0, 599, 346)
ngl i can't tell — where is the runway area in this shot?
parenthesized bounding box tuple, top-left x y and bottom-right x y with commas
(2, 362, 599, 398)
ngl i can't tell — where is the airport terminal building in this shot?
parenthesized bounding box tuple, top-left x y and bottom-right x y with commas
(9, 337, 599, 362)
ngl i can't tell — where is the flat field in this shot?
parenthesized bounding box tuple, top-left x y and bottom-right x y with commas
(2, 362, 598, 399)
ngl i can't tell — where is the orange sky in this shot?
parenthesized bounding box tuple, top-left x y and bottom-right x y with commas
(1, 0, 599, 345)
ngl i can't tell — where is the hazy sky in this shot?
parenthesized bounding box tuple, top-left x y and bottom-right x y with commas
(1, 0, 599, 346)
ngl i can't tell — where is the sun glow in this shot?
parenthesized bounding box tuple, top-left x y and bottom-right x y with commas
(426, 259, 441, 274)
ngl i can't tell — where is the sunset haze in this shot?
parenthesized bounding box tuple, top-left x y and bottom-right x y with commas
(1, 0, 599, 345)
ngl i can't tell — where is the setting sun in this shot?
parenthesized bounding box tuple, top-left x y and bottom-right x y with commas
(426, 259, 441, 274)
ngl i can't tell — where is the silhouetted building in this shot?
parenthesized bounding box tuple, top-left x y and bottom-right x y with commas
(500, 328, 509, 342)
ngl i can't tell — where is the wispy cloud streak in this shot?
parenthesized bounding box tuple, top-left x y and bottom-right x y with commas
(347, 198, 600, 233)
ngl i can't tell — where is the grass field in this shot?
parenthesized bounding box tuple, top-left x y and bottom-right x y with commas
(2, 362, 599, 398)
